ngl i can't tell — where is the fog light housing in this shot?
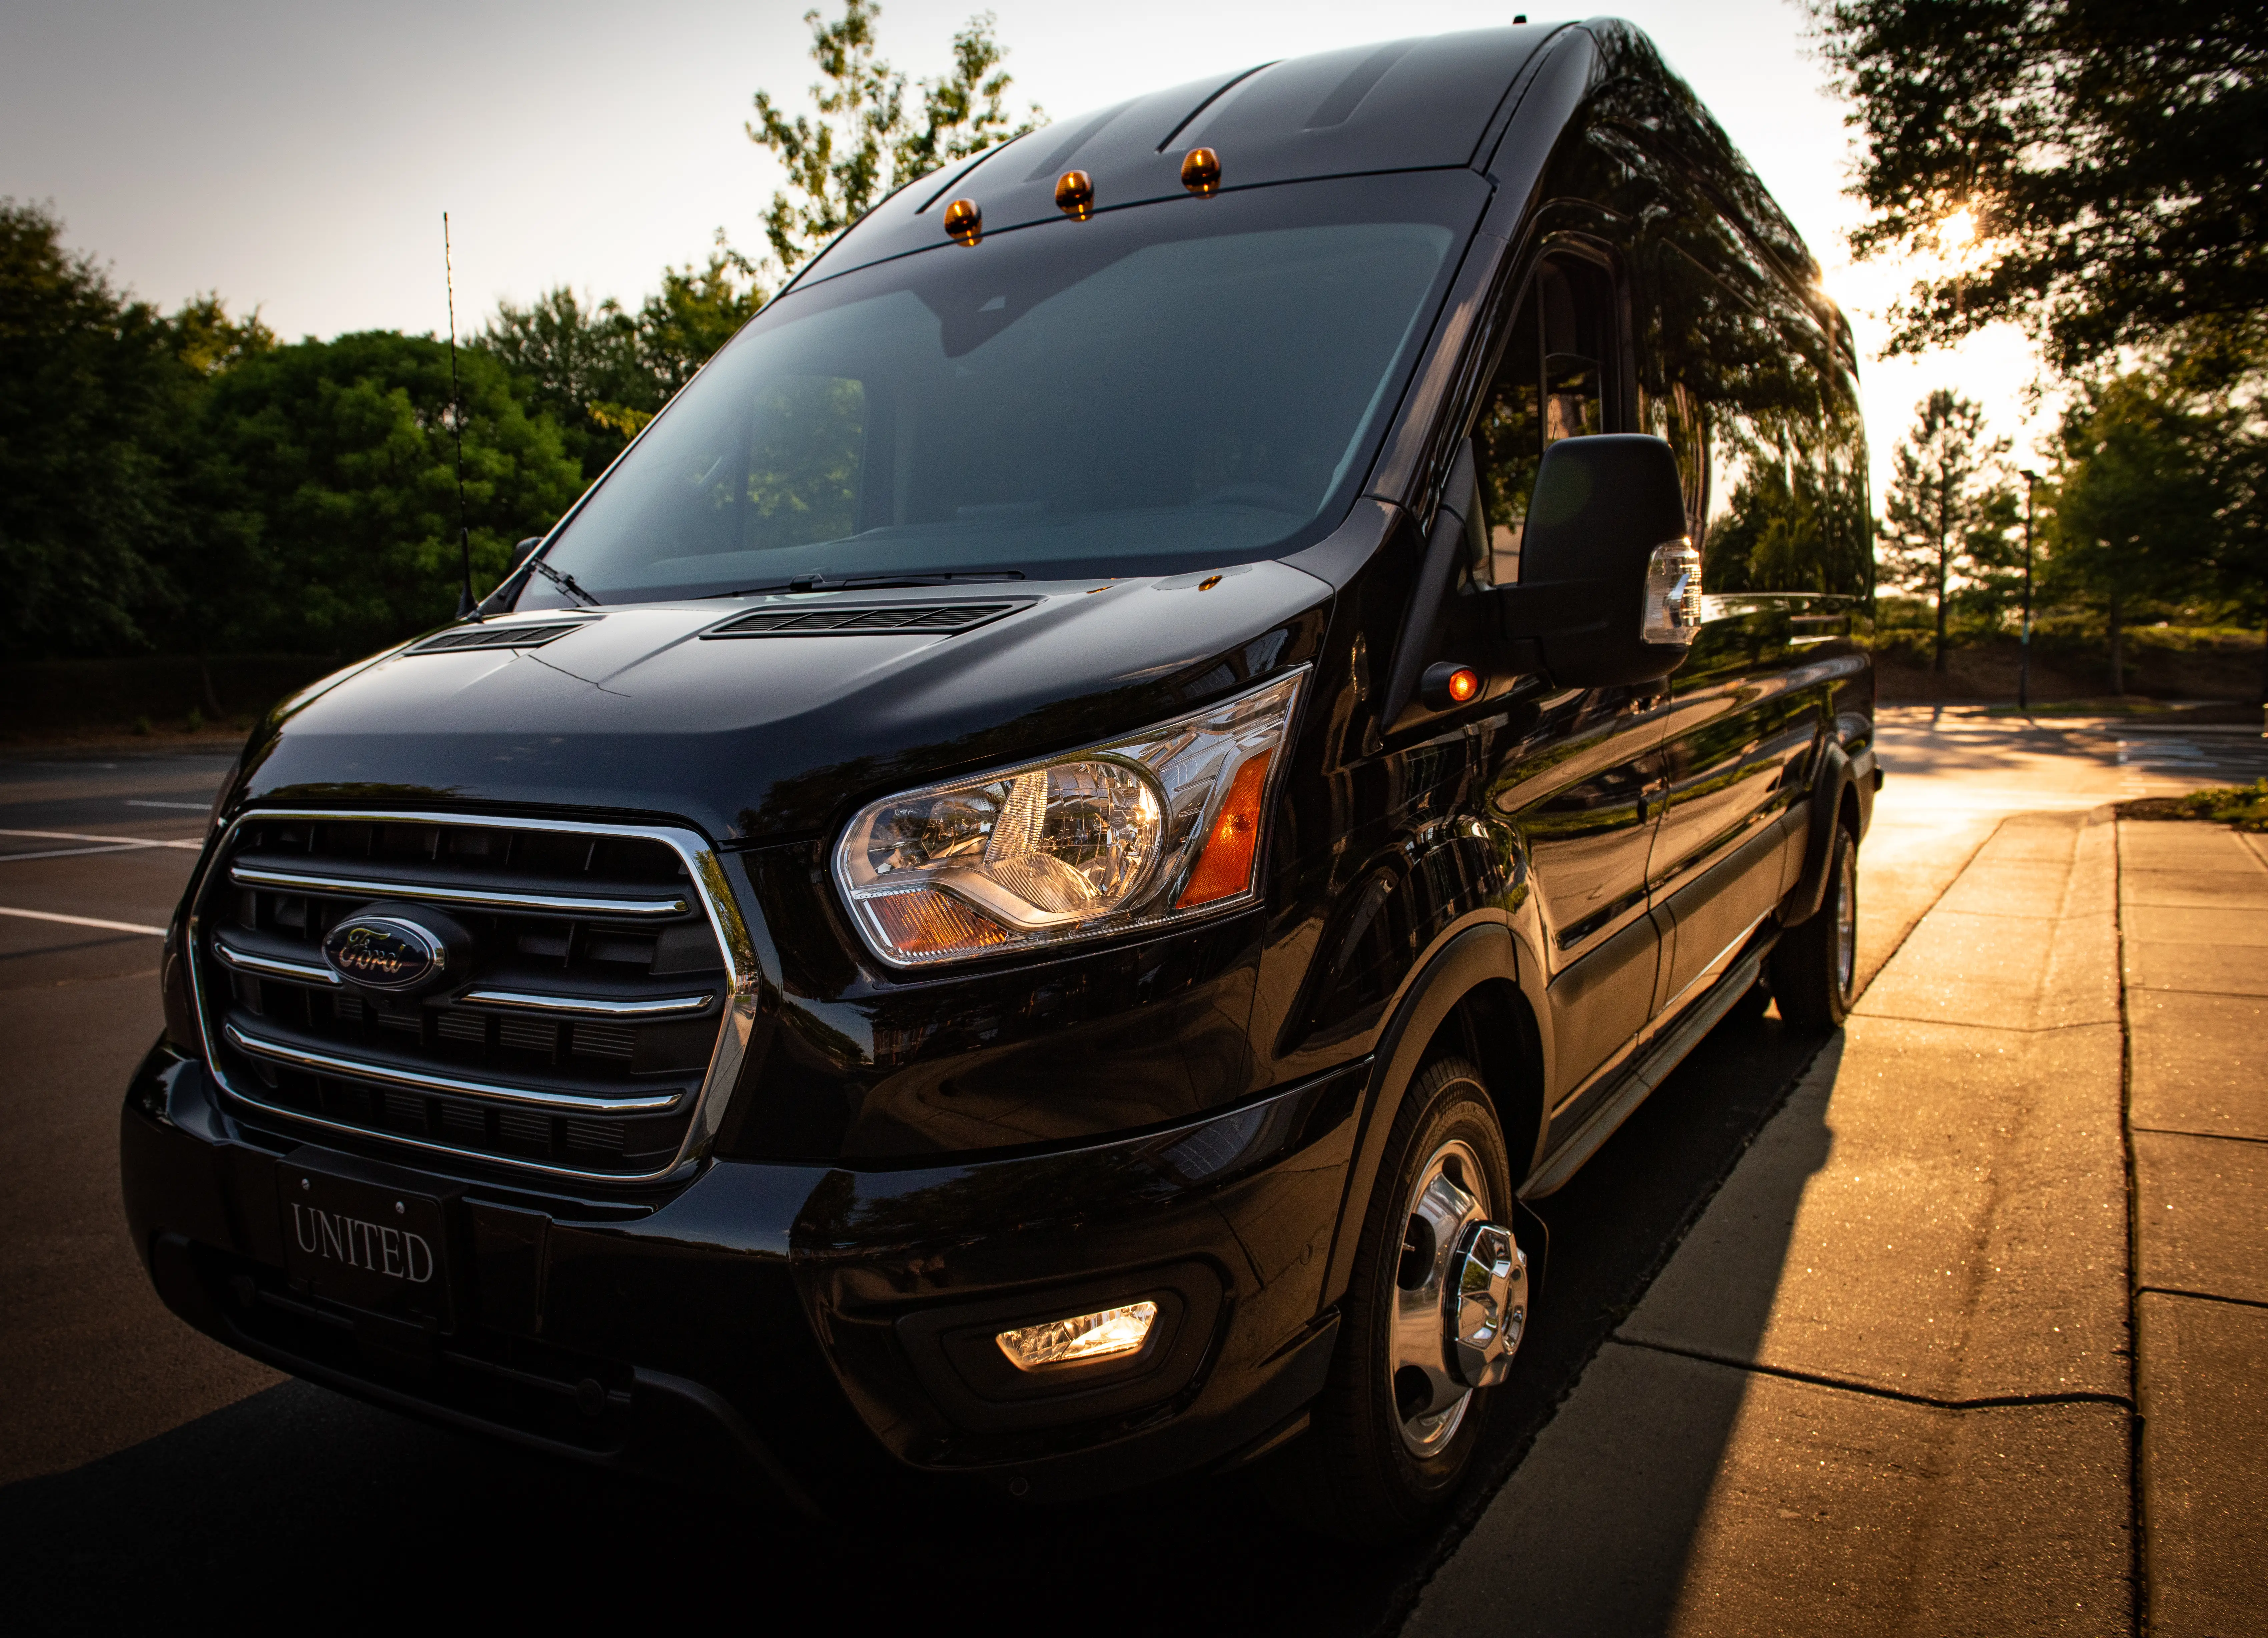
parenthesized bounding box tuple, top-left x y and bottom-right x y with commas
(996, 1301, 1158, 1371)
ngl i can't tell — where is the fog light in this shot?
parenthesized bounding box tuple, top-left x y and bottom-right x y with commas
(996, 1301, 1158, 1370)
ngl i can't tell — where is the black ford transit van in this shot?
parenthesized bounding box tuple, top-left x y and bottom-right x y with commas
(121, 18, 1876, 1540)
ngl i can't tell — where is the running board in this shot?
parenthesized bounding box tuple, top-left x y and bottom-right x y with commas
(1521, 948, 1765, 1199)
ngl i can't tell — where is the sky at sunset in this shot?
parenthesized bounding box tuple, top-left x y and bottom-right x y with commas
(0, 0, 2055, 502)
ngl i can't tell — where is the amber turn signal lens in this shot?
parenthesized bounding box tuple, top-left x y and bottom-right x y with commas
(943, 198, 982, 245)
(1176, 749, 1271, 909)
(867, 888, 1012, 957)
(1180, 147, 1221, 196)
(1054, 169, 1094, 220)
(1420, 660, 1483, 711)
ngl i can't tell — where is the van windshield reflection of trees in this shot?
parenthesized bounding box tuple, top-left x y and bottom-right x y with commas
(525, 176, 1477, 605)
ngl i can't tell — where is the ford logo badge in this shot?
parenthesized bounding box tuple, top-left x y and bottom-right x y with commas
(322, 914, 448, 992)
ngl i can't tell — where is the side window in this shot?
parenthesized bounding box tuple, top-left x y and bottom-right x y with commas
(1637, 182, 1870, 598)
(1470, 255, 1621, 586)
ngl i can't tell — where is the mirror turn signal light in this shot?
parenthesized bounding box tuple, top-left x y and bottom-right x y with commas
(1176, 749, 1272, 909)
(997, 1301, 1159, 1370)
(1421, 662, 1482, 711)
(943, 198, 982, 245)
(1181, 147, 1221, 196)
(1055, 169, 1094, 220)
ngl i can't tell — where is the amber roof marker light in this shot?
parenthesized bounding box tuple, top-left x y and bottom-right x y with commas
(943, 198, 983, 246)
(1181, 147, 1222, 196)
(1055, 170, 1094, 220)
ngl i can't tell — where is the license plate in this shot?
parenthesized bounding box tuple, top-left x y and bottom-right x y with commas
(277, 1160, 454, 1326)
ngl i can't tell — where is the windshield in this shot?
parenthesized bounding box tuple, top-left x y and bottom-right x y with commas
(521, 172, 1481, 605)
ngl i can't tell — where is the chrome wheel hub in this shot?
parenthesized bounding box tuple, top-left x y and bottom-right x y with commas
(1390, 1138, 1527, 1456)
(1834, 840, 1858, 997)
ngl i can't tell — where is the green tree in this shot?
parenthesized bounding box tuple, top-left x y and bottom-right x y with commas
(0, 200, 189, 656)
(1808, 0, 2268, 372)
(2200, 419, 2268, 704)
(2048, 373, 2236, 696)
(479, 285, 643, 478)
(481, 243, 767, 478)
(749, 1, 1043, 272)
(628, 243, 769, 404)
(1879, 390, 2013, 673)
(184, 331, 584, 656)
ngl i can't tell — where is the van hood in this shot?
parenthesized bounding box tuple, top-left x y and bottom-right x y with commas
(237, 563, 1334, 843)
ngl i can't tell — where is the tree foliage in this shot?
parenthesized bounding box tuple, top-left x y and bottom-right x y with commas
(749, 1, 1043, 271)
(1879, 389, 2014, 672)
(2046, 368, 2266, 695)
(1808, 0, 2268, 372)
(479, 243, 767, 479)
(184, 332, 585, 657)
(0, 201, 283, 659)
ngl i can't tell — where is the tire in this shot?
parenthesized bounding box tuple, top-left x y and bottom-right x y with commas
(1262, 1055, 1519, 1543)
(1771, 821, 1857, 1030)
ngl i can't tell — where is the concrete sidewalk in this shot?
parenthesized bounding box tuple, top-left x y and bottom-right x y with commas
(2122, 820, 2268, 1638)
(1408, 808, 2140, 1636)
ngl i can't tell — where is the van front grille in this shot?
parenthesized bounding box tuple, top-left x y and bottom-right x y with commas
(192, 811, 746, 1183)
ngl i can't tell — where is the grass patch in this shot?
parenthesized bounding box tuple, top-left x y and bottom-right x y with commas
(2118, 779, 2268, 832)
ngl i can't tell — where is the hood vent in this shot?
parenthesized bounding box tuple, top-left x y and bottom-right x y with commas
(703, 602, 1025, 639)
(410, 620, 598, 654)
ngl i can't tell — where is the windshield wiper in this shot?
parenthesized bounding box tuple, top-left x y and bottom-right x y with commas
(704, 570, 1027, 600)
(527, 556, 604, 607)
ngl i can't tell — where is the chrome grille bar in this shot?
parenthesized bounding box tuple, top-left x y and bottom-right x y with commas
(457, 988, 714, 1019)
(213, 938, 340, 986)
(222, 1022, 687, 1113)
(228, 863, 690, 918)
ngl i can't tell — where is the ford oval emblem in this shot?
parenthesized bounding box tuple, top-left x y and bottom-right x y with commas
(322, 915, 447, 992)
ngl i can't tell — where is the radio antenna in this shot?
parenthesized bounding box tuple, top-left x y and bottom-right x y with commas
(443, 211, 478, 620)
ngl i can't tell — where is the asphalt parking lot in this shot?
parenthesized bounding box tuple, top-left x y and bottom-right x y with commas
(4, 713, 2261, 1632)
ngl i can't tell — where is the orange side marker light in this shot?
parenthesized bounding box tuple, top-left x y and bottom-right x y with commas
(1181, 148, 1221, 196)
(943, 198, 983, 246)
(1055, 170, 1094, 220)
(1177, 750, 1272, 909)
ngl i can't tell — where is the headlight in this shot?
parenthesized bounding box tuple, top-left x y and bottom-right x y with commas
(834, 670, 1306, 967)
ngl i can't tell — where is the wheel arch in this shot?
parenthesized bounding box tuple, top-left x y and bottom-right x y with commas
(1317, 919, 1553, 1311)
(1784, 739, 1856, 925)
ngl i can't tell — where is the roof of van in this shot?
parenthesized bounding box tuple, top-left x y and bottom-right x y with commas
(793, 23, 1564, 285)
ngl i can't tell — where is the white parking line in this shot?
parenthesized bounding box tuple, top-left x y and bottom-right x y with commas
(0, 906, 167, 936)
(0, 828, 201, 850)
(0, 844, 172, 862)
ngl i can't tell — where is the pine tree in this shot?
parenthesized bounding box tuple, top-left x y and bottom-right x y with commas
(1880, 390, 2014, 674)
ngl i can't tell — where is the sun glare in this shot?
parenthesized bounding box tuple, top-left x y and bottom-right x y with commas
(1937, 207, 1977, 254)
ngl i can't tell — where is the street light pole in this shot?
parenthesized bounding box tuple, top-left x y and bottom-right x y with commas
(2018, 469, 2038, 714)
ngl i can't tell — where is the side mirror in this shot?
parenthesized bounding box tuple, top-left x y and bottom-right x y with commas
(1501, 435, 1702, 688)
(509, 536, 544, 573)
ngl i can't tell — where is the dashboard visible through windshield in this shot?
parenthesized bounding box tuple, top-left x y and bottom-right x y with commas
(519, 171, 1482, 607)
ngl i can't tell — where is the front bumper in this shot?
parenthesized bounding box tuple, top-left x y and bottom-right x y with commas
(121, 1040, 1364, 1511)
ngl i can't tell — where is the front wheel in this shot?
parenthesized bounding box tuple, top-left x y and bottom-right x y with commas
(1262, 1056, 1525, 1542)
(1771, 821, 1858, 1029)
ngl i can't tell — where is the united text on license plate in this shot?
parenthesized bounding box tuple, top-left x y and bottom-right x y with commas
(278, 1161, 454, 1325)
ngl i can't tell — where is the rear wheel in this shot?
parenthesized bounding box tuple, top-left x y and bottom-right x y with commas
(1771, 822, 1858, 1029)
(1263, 1056, 1525, 1542)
